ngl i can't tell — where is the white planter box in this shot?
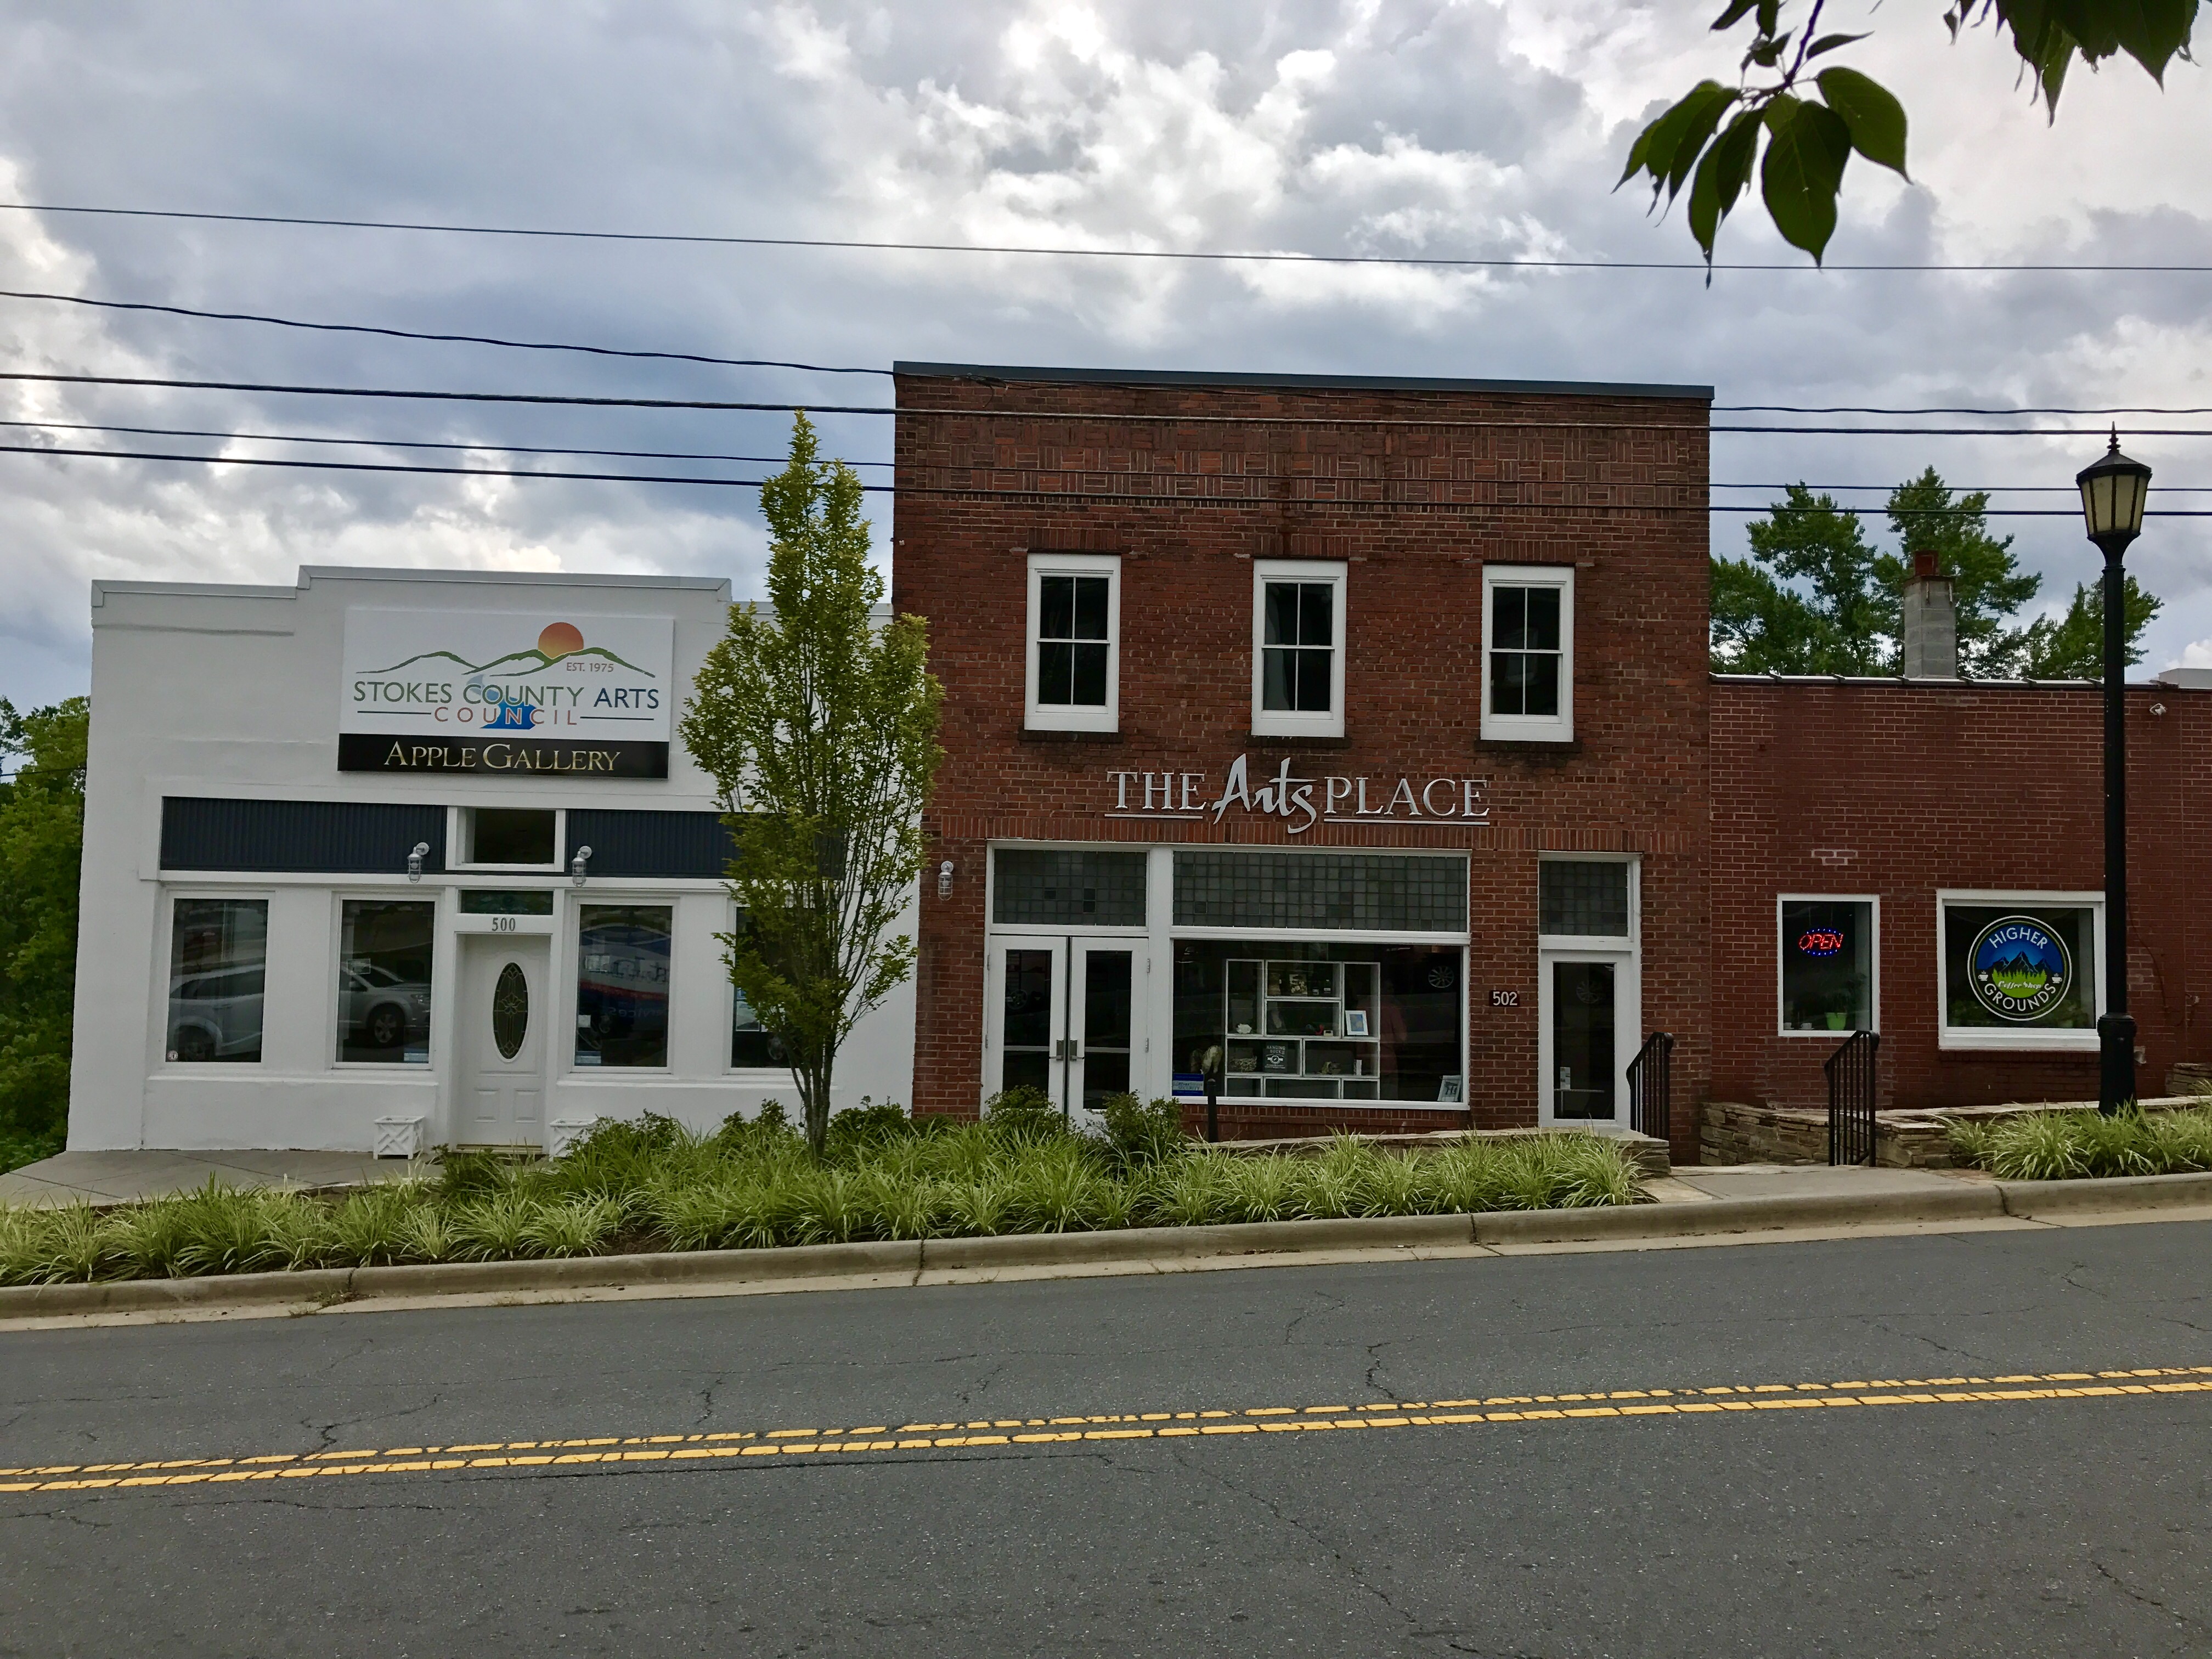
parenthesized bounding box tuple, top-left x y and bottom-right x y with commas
(372, 1115, 427, 1159)
(547, 1118, 599, 1158)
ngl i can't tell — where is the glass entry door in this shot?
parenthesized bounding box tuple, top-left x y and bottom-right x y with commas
(1540, 952, 1629, 1127)
(986, 938, 1144, 1128)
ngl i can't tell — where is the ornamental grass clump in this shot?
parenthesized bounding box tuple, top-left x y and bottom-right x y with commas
(0, 1102, 1649, 1285)
(1953, 1103, 2212, 1181)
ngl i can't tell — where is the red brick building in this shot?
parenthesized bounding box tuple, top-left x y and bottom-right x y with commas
(890, 363, 2211, 1163)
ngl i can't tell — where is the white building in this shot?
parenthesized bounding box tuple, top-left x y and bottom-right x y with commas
(67, 566, 915, 1155)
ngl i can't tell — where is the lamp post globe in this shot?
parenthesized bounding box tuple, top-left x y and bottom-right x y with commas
(2076, 431, 2152, 1115)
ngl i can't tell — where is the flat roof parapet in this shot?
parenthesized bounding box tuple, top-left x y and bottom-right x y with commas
(892, 361, 1713, 402)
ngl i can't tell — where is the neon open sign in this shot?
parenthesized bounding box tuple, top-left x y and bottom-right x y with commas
(1797, 929, 1846, 957)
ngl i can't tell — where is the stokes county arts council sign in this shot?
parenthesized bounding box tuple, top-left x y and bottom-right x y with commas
(338, 609, 675, 777)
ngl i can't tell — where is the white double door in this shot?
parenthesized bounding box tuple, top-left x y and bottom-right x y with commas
(985, 936, 1147, 1130)
(457, 934, 549, 1148)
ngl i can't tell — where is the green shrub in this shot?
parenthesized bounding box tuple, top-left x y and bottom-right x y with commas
(1098, 1093, 1186, 1169)
(1967, 1103, 2212, 1181)
(983, 1086, 1063, 1144)
(825, 1097, 917, 1163)
(521, 1195, 625, 1257)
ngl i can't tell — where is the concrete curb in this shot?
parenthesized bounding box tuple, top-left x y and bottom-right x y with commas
(5, 1171, 2211, 1323)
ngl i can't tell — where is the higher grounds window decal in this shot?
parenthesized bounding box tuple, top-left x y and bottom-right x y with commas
(1939, 897, 2100, 1048)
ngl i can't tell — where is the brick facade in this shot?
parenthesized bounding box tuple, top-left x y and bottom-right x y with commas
(888, 363, 2212, 1160)
(1709, 679, 2212, 1111)
(891, 364, 1713, 1159)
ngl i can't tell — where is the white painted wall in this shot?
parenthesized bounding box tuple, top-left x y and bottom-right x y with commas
(68, 566, 916, 1152)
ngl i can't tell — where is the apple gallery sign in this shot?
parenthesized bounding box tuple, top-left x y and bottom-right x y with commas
(338, 609, 675, 777)
(1107, 755, 1488, 836)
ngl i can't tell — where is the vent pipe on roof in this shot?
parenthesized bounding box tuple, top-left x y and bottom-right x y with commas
(1900, 550, 1957, 679)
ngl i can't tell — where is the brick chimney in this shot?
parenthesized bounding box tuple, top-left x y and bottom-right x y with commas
(1900, 549, 1957, 678)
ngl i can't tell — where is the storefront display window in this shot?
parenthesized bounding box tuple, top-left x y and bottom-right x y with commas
(1779, 897, 1876, 1034)
(166, 898, 268, 1064)
(336, 900, 433, 1062)
(1174, 940, 1462, 1102)
(1939, 895, 2100, 1048)
(575, 904, 672, 1066)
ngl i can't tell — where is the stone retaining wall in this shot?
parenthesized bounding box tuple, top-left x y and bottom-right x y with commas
(1701, 1096, 2206, 1169)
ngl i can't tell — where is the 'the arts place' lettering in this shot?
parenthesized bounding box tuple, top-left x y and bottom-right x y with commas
(1109, 756, 1488, 835)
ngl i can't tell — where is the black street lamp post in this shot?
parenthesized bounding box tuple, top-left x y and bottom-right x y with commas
(2076, 432, 2153, 1115)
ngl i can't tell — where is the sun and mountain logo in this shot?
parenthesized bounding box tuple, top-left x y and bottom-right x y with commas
(362, 622, 654, 682)
(1969, 916, 2073, 1022)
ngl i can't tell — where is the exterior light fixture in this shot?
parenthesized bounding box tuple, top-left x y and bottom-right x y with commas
(2075, 430, 2154, 1115)
(407, 842, 429, 882)
(571, 845, 592, 885)
(937, 859, 955, 899)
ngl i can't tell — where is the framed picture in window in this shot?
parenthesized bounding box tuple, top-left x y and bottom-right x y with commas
(1436, 1074, 1464, 1103)
(1344, 1009, 1369, 1037)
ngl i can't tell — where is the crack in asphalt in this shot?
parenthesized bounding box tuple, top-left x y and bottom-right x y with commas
(303, 1392, 445, 1453)
(2089, 1557, 2207, 1635)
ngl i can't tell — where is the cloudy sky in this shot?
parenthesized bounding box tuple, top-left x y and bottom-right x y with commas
(2, 0, 2209, 712)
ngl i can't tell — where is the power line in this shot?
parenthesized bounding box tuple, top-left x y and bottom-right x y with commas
(14, 442, 2212, 514)
(7, 423, 2204, 488)
(1717, 404, 2212, 415)
(16, 369, 2212, 438)
(7, 200, 2210, 274)
(0, 417, 893, 466)
(0, 289, 887, 375)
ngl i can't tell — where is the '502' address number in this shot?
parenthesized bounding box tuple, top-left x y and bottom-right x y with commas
(1489, 989, 1520, 1008)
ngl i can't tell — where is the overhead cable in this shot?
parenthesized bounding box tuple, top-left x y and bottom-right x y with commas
(14, 370, 2212, 437)
(12, 443, 2212, 513)
(5, 201, 2208, 274)
(0, 288, 887, 375)
(0, 417, 892, 466)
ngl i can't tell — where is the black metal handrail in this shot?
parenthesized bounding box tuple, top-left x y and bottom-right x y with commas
(1626, 1032, 1674, 1142)
(1826, 1029, 1880, 1166)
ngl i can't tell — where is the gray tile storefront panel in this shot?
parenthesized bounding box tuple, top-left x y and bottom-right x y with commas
(1173, 850, 1467, 932)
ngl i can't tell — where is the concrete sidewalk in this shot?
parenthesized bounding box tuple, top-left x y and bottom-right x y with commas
(0, 1150, 421, 1210)
(1646, 1163, 1981, 1203)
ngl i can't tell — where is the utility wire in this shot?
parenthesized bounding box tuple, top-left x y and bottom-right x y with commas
(12, 442, 2212, 514)
(7, 422, 2209, 488)
(14, 369, 2212, 437)
(0, 288, 887, 375)
(0, 417, 893, 466)
(5, 201, 2209, 274)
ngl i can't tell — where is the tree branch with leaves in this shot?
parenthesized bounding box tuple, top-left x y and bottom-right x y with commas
(679, 414, 944, 1160)
(1621, 0, 2197, 263)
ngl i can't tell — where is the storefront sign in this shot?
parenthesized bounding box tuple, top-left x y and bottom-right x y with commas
(1968, 915, 2073, 1022)
(339, 609, 674, 777)
(1108, 755, 1488, 836)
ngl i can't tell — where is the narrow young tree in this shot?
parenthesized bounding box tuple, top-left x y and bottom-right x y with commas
(679, 415, 944, 1159)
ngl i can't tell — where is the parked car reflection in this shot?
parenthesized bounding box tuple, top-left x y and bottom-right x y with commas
(340, 961, 432, 1055)
(166, 966, 267, 1062)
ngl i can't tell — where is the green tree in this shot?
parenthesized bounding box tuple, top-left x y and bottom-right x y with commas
(1620, 0, 2197, 264)
(0, 696, 88, 1167)
(1878, 468, 2041, 676)
(679, 416, 944, 1160)
(1711, 484, 1891, 672)
(2019, 574, 2163, 677)
(1712, 468, 2161, 675)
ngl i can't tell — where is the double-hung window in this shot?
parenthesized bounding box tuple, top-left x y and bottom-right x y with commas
(1252, 560, 1346, 738)
(1025, 554, 1120, 732)
(1482, 565, 1573, 742)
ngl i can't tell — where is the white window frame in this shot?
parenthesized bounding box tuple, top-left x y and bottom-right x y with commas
(1776, 894, 1880, 1038)
(330, 889, 442, 1069)
(449, 804, 566, 872)
(1936, 889, 2105, 1053)
(1481, 564, 1575, 743)
(569, 894, 679, 1075)
(1025, 553, 1121, 732)
(1251, 560, 1347, 739)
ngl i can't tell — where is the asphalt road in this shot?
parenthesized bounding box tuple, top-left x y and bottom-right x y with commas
(4, 1220, 2211, 1658)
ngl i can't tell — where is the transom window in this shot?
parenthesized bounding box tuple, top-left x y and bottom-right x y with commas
(1251, 560, 1347, 737)
(1025, 554, 1120, 731)
(1482, 565, 1574, 742)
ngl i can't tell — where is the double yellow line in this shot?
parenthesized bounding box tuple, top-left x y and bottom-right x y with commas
(7, 1365, 2208, 1498)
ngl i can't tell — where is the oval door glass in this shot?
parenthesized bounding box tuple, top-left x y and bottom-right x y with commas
(492, 961, 529, 1060)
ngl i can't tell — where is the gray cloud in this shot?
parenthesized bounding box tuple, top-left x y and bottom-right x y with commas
(1, 0, 2209, 708)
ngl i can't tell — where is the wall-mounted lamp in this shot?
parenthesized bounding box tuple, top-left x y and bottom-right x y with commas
(571, 845, 593, 886)
(2152, 702, 2168, 718)
(936, 859, 955, 899)
(407, 842, 430, 883)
